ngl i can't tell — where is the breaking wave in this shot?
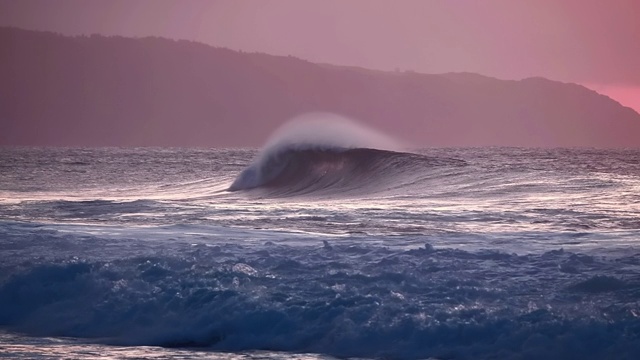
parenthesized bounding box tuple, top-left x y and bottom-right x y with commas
(1, 226, 639, 360)
(229, 146, 461, 196)
(229, 114, 464, 196)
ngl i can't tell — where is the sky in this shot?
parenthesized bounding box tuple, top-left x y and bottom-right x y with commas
(1, 0, 639, 112)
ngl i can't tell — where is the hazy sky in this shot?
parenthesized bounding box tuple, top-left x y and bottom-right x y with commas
(1, 0, 639, 111)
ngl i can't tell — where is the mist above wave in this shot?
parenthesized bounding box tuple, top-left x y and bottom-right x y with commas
(261, 113, 402, 152)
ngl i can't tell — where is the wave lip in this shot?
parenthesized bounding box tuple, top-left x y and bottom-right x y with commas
(229, 146, 464, 197)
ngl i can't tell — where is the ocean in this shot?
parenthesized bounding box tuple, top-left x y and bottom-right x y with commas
(1, 142, 640, 359)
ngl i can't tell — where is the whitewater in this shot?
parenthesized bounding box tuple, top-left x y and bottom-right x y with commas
(1, 119, 640, 359)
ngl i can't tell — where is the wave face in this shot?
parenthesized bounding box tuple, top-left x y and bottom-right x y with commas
(229, 146, 463, 196)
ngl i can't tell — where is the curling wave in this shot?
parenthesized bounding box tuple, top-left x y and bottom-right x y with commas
(228, 146, 464, 196)
(228, 113, 466, 197)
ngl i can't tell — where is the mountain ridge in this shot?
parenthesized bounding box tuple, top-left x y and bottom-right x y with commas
(1, 26, 639, 148)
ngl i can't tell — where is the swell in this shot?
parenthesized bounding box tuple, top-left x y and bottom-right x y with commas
(228, 146, 465, 197)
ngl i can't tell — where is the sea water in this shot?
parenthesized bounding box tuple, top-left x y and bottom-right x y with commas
(1, 145, 640, 359)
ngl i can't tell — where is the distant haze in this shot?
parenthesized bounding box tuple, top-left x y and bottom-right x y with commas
(2, 28, 639, 148)
(1, 0, 639, 113)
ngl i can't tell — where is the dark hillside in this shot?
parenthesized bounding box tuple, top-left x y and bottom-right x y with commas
(1, 27, 639, 147)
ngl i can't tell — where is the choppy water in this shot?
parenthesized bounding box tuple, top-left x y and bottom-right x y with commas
(1, 146, 640, 359)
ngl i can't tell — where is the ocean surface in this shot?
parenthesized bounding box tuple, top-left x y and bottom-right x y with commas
(1, 143, 640, 359)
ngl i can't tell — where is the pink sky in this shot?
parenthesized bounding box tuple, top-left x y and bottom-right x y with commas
(1, 0, 639, 112)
